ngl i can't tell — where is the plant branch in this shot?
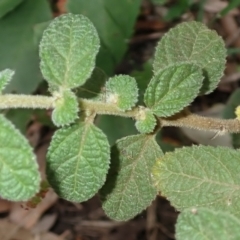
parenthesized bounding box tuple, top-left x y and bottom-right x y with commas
(0, 94, 55, 109)
(1, 95, 240, 134)
(161, 110, 240, 134)
(79, 99, 139, 117)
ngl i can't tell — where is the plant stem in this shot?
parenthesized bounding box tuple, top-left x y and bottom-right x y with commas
(161, 111, 240, 134)
(79, 99, 139, 117)
(1, 95, 240, 134)
(80, 100, 240, 133)
(0, 94, 55, 109)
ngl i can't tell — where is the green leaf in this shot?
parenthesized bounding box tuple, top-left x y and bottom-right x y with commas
(47, 122, 110, 202)
(105, 75, 138, 110)
(40, 13, 100, 91)
(0, 114, 40, 201)
(0, 0, 23, 18)
(67, 0, 142, 75)
(52, 89, 79, 127)
(152, 145, 240, 217)
(100, 134, 163, 221)
(78, 67, 107, 100)
(176, 208, 240, 240)
(144, 63, 203, 117)
(135, 108, 156, 134)
(0, 0, 52, 93)
(153, 21, 226, 95)
(0, 69, 14, 93)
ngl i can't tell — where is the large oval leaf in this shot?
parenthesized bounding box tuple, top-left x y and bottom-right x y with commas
(152, 145, 240, 217)
(47, 122, 110, 202)
(144, 63, 203, 117)
(176, 208, 240, 240)
(40, 13, 100, 90)
(0, 114, 40, 201)
(100, 134, 163, 221)
(153, 21, 226, 94)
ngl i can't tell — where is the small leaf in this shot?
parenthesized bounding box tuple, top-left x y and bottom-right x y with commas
(152, 145, 240, 217)
(47, 122, 110, 202)
(135, 108, 156, 134)
(144, 63, 203, 117)
(78, 67, 107, 100)
(176, 208, 240, 240)
(0, 114, 40, 201)
(153, 21, 226, 94)
(100, 134, 163, 221)
(105, 75, 138, 110)
(40, 13, 100, 90)
(52, 89, 79, 127)
(0, 0, 23, 19)
(0, 69, 14, 93)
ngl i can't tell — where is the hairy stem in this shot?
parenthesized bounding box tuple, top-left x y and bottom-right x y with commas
(0, 94, 55, 109)
(160, 111, 240, 134)
(0, 95, 240, 134)
(79, 99, 139, 117)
